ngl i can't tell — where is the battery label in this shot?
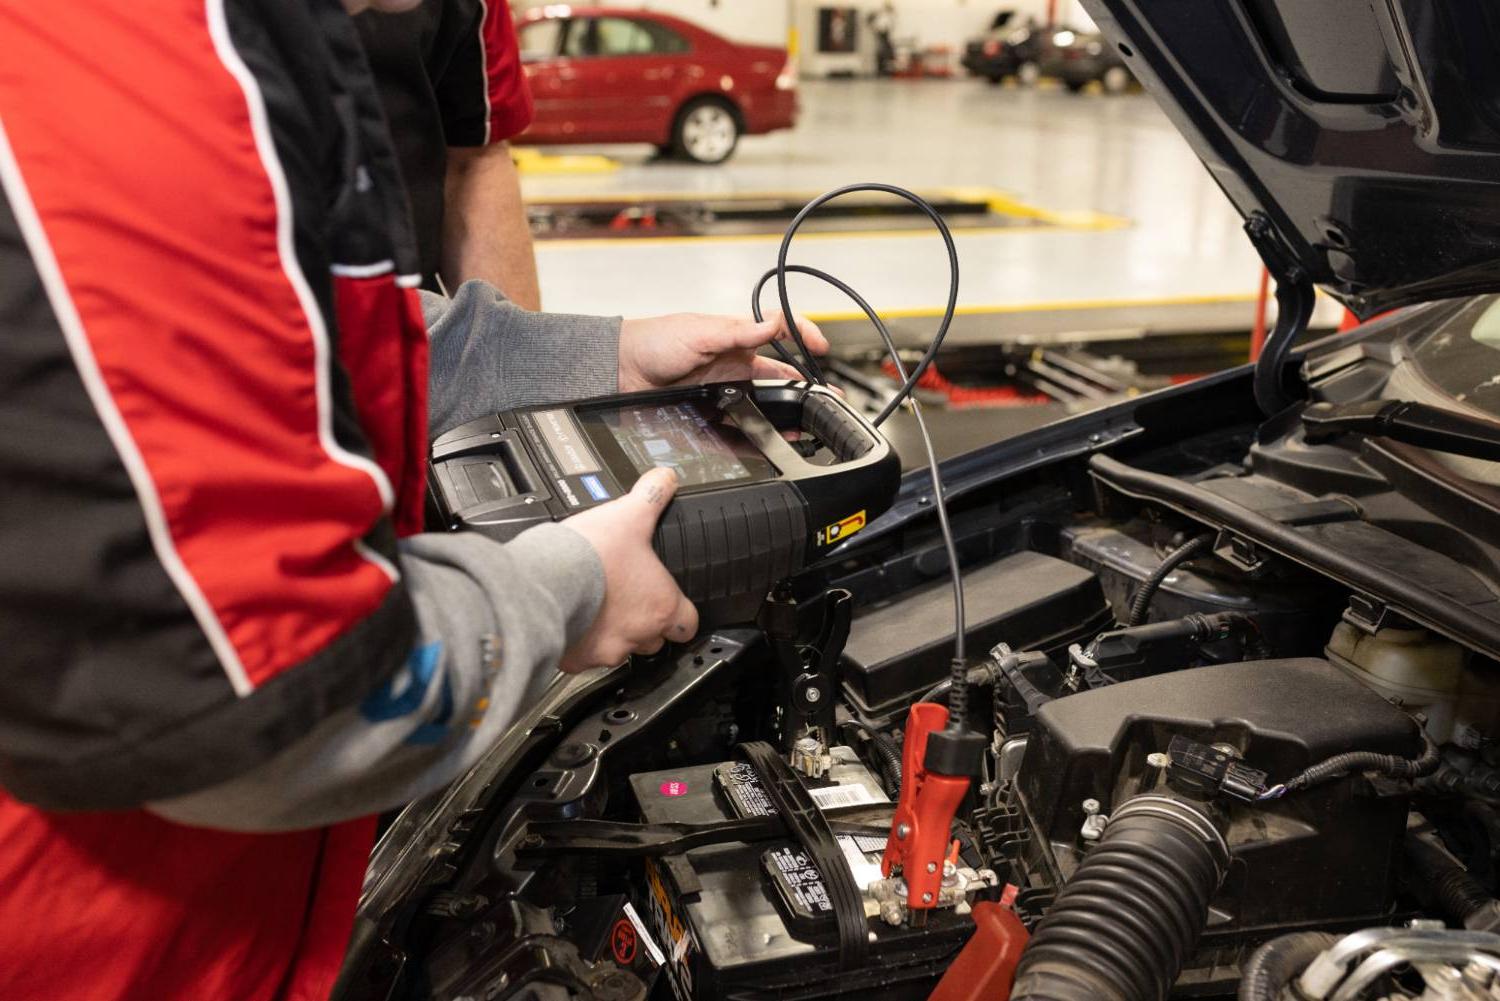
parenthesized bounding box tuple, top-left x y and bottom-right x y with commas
(642, 860, 695, 1001)
(715, 761, 776, 817)
(808, 783, 881, 809)
(837, 835, 887, 890)
(718, 760, 887, 819)
(767, 846, 833, 915)
(620, 901, 666, 967)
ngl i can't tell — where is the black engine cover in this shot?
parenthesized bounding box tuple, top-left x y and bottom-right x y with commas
(1018, 658, 1421, 936)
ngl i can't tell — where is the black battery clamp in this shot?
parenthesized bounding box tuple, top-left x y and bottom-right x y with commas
(428, 379, 901, 606)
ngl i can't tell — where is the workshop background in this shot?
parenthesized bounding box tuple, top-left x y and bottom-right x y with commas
(507, 0, 1346, 453)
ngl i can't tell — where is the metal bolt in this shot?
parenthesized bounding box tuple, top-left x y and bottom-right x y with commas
(922, 892, 934, 904)
(1082, 798, 1100, 816)
(896, 823, 910, 840)
(805, 686, 822, 704)
(722, 387, 738, 396)
(926, 861, 938, 873)
(1146, 752, 1170, 769)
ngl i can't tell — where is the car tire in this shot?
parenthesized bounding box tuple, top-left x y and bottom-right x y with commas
(986, 72, 1006, 85)
(672, 98, 740, 165)
(1017, 61, 1041, 87)
(1101, 65, 1132, 94)
(1065, 79, 1087, 93)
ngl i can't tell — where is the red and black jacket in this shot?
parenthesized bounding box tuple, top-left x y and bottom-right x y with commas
(0, 0, 433, 997)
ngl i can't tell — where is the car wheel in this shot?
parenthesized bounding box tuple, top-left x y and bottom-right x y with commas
(1102, 65, 1132, 94)
(986, 72, 1006, 85)
(1064, 79, 1087, 93)
(673, 98, 740, 165)
(1017, 61, 1041, 87)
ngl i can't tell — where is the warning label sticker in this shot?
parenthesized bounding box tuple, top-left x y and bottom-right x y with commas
(817, 510, 867, 547)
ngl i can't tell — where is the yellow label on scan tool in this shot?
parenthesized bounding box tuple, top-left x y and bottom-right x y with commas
(817, 510, 866, 547)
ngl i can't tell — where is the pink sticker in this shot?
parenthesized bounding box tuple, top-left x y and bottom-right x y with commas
(659, 780, 689, 798)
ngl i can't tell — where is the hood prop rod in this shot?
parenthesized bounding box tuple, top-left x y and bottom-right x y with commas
(1246, 213, 1317, 417)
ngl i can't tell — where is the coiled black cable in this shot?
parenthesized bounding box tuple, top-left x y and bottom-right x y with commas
(1125, 533, 1216, 627)
(755, 182, 961, 426)
(1011, 796, 1229, 1001)
(753, 186, 968, 720)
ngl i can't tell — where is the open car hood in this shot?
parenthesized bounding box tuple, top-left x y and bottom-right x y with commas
(1080, 0, 1500, 317)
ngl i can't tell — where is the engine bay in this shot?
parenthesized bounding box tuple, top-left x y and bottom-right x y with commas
(343, 302, 1500, 1001)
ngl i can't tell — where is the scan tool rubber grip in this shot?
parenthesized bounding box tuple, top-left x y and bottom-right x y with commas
(651, 482, 808, 602)
(802, 391, 876, 461)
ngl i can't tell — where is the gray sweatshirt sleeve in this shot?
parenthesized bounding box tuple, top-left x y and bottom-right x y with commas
(147, 284, 623, 831)
(424, 280, 622, 439)
(146, 523, 605, 832)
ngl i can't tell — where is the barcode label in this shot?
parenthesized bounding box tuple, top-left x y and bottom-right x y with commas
(809, 783, 882, 809)
(622, 901, 666, 967)
(837, 835, 887, 889)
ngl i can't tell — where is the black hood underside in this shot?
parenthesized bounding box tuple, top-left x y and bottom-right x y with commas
(1081, 0, 1500, 318)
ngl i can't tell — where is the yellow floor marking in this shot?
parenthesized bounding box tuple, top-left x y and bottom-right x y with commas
(802, 292, 1258, 324)
(525, 185, 1127, 237)
(513, 147, 620, 175)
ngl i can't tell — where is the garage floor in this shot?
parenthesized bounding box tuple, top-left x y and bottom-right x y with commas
(521, 79, 1305, 330)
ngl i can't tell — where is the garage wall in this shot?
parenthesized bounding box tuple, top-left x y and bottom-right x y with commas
(508, 0, 1095, 76)
(793, 0, 1096, 78)
(509, 1, 791, 46)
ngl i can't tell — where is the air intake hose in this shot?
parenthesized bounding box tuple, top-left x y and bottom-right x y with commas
(1011, 795, 1230, 1001)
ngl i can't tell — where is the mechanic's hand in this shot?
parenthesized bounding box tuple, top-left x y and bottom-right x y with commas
(559, 467, 697, 673)
(617, 310, 829, 392)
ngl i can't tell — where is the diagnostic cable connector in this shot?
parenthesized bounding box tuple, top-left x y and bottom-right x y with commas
(881, 702, 977, 919)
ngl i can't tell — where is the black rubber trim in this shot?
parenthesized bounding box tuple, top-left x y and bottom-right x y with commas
(1088, 453, 1500, 661)
(802, 392, 875, 460)
(736, 740, 869, 968)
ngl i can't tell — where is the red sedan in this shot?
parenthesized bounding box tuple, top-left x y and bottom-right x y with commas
(515, 6, 798, 164)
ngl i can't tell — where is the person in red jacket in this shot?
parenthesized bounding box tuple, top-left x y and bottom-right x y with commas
(0, 1, 823, 998)
(358, 0, 544, 303)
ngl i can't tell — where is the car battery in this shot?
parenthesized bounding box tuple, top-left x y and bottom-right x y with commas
(627, 750, 976, 1001)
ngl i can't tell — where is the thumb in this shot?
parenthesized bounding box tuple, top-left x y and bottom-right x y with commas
(631, 466, 680, 518)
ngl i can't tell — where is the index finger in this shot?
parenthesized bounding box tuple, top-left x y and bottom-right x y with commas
(784, 314, 829, 356)
(759, 310, 830, 356)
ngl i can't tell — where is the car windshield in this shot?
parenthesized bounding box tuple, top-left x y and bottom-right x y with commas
(1411, 297, 1500, 418)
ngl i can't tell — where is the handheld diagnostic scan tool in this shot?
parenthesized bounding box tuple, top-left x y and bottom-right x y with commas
(429, 381, 901, 605)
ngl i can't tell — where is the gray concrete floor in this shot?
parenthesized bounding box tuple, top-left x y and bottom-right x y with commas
(522, 79, 1338, 328)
